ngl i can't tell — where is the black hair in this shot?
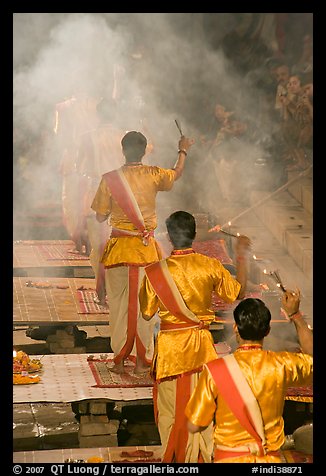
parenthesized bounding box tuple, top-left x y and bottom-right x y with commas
(233, 298, 271, 341)
(121, 131, 147, 162)
(165, 211, 196, 249)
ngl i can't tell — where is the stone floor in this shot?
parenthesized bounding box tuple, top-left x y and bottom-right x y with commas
(12, 167, 313, 456)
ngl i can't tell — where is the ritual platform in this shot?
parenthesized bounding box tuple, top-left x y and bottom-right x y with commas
(13, 240, 94, 278)
(13, 277, 109, 327)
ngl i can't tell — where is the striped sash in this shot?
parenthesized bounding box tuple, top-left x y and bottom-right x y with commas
(104, 169, 152, 245)
(206, 355, 267, 459)
(145, 260, 201, 327)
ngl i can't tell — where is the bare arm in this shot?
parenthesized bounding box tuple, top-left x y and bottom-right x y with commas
(234, 235, 251, 299)
(281, 289, 313, 355)
(173, 135, 195, 180)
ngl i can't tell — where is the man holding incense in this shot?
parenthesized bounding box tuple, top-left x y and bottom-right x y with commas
(185, 290, 313, 463)
(139, 211, 251, 463)
(91, 131, 194, 374)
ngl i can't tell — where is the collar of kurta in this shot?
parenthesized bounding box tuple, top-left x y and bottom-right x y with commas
(171, 248, 195, 256)
(236, 344, 263, 352)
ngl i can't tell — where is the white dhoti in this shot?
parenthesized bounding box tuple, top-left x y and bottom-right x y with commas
(105, 266, 157, 365)
(155, 372, 214, 463)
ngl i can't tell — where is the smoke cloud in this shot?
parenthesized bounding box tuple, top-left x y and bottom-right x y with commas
(13, 13, 312, 237)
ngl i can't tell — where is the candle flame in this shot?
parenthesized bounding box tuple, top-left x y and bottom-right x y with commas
(228, 221, 231, 226)
(236, 232, 240, 237)
(263, 269, 267, 274)
(253, 255, 257, 260)
(13, 350, 17, 358)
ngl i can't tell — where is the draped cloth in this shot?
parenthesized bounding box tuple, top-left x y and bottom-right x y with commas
(91, 164, 177, 366)
(185, 348, 313, 463)
(140, 250, 241, 462)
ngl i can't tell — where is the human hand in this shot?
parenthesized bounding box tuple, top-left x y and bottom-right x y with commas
(281, 288, 301, 318)
(208, 224, 221, 233)
(235, 234, 251, 256)
(279, 95, 290, 106)
(179, 135, 195, 152)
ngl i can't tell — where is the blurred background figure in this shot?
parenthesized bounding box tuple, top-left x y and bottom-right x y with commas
(54, 84, 100, 253)
(77, 97, 125, 303)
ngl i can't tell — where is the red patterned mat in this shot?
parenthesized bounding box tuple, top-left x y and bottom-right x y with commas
(77, 289, 109, 314)
(212, 290, 264, 314)
(285, 385, 313, 402)
(286, 385, 313, 397)
(193, 239, 233, 264)
(282, 450, 313, 463)
(39, 245, 89, 260)
(88, 358, 154, 388)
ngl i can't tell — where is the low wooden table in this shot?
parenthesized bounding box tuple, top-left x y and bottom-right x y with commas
(13, 277, 109, 327)
(13, 240, 93, 278)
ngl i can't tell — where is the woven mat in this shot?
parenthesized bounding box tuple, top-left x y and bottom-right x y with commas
(285, 385, 313, 402)
(193, 239, 233, 264)
(39, 244, 89, 260)
(212, 290, 263, 314)
(77, 289, 109, 314)
(282, 450, 313, 463)
(88, 358, 154, 388)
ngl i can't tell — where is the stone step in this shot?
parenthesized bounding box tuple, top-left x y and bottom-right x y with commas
(287, 172, 313, 216)
(229, 219, 312, 326)
(250, 190, 312, 279)
(13, 403, 79, 451)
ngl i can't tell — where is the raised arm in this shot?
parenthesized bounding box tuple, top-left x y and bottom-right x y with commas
(234, 234, 251, 299)
(281, 289, 313, 355)
(173, 135, 195, 180)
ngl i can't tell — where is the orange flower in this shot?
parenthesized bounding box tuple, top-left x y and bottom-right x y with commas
(86, 456, 104, 463)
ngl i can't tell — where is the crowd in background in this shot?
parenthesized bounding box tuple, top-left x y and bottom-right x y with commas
(13, 13, 313, 221)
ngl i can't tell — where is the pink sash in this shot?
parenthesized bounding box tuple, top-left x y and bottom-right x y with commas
(145, 260, 202, 327)
(104, 169, 152, 245)
(206, 355, 267, 458)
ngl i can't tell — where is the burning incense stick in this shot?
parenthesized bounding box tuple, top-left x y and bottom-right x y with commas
(209, 221, 240, 238)
(273, 270, 287, 292)
(219, 228, 238, 238)
(263, 269, 286, 292)
(175, 119, 183, 137)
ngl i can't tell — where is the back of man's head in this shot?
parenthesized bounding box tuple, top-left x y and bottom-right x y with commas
(121, 131, 147, 162)
(234, 298, 271, 341)
(166, 211, 196, 249)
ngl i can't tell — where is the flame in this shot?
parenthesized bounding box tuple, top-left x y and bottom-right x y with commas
(13, 350, 17, 358)
(263, 269, 267, 274)
(253, 255, 257, 260)
(228, 221, 231, 226)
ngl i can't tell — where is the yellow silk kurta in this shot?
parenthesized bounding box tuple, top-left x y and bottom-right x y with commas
(91, 165, 176, 267)
(185, 349, 313, 459)
(139, 252, 241, 380)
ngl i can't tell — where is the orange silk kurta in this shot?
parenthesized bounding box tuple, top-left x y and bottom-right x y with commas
(185, 349, 313, 454)
(139, 252, 241, 380)
(91, 165, 176, 267)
